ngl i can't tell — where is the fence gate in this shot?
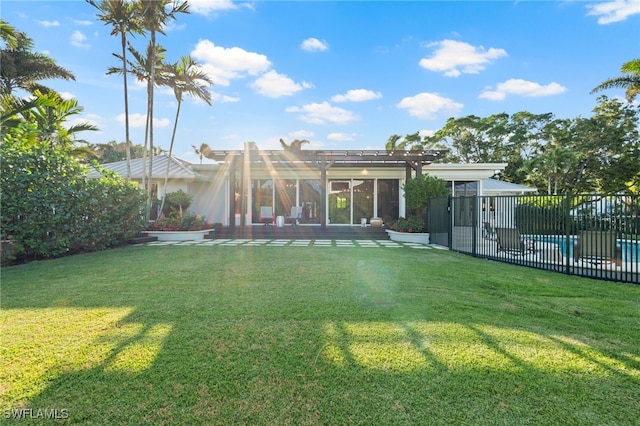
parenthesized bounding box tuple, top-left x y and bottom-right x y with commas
(429, 196, 451, 247)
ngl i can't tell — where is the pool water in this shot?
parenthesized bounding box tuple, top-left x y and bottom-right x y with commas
(536, 235, 639, 263)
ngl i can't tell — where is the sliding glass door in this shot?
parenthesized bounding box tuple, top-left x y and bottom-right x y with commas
(328, 180, 351, 224)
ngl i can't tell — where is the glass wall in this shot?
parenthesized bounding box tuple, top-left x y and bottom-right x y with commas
(377, 179, 399, 223)
(328, 180, 351, 224)
(300, 179, 322, 223)
(252, 179, 273, 223)
(250, 177, 400, 225)
(353, 179, 374, 225)
(252, 178, 322, 224)
(275, 179, 296, 217)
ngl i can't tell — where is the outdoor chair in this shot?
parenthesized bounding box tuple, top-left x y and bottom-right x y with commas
(288, 206, 303, 224)
(495, 227, 535, 255)
(573, 230, 622, 266)
(482, 222, 496, 240)
(259, 206, 273, 225)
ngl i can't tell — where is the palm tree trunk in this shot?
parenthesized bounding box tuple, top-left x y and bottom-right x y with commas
(120, 31, 131, 181)
(158, 99, 182, 216)
(146, 31, 157, 221)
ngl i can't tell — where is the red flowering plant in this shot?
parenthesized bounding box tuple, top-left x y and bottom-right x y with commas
(147, 212, 211, 231)
(388, 217, 426, 233)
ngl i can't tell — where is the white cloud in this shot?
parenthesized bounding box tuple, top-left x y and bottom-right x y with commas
(70, 30, 90, 49)
(419, 39, 507, 77)
(250, 70, 313, 98)
(301, 37, 329, 52)
(327, 132, 354, 142)
(286, 102, 358, 124)
(289, 130, 314, 139)
(191, 39, 271, 86)
(419, 129, 436, 138)
(397, 92, 463, 120)
(586, 0, 640, 24)
(188, 0, 238, 15)
(71, 19, 93, 26)
(479, 79, 567, 100)
(211, 92, 240, 103)
(36, 20, 59, 27)
(332, 89, 383, 103)
(118, 113, 170, 128)
(58, 92, 76, 100)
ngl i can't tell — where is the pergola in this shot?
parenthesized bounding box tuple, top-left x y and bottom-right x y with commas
(206, 148, 449, 228)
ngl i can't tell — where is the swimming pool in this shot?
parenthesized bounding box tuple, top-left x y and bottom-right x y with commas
(535, 235, 639, 263)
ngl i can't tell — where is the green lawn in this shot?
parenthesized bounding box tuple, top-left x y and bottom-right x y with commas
(1, 244, 639, 425)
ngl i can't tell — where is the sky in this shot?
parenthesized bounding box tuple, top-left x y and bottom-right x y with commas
(2, 0, 639, 164)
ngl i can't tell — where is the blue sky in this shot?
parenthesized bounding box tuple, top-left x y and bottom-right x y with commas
(3, 0, 639, 163)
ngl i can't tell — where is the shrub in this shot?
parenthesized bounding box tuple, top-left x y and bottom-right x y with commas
(147, 212, 210, 231)
(0, 140, 145, 263)
(403, 174, 449, 211)
(163, 190, 192, 217)
(388, 217, 426, 233)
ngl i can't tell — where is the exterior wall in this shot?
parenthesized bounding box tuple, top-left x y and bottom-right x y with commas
(158, 179, 188, 198)
(187, 180, 227, 225)
(197, 164, 511, 227)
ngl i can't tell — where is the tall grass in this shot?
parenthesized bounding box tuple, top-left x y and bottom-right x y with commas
(1, 244, 639, 425)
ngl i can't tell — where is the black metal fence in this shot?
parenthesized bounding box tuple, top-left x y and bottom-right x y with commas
(429, 194, 640, 285)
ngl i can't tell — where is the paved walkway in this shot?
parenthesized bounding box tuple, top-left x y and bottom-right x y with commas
(144, 239, 444, 249)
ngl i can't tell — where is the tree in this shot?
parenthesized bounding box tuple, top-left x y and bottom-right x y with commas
(91, 140, 148, 163)
(1, 93, 55, 129)
(18, 91, 98, 149)
(402, 174, 449, 227)
(385, 132, 444, 152)
(87, 0, 143, 180)
(279, 138, 309, 152)
(137, 0, 189, 219)
(0, 25, 75, 96)
(124, 42, 167, 211)
(502, 112, 553, 184)
(536, 125, 578, 194)
(579, 96, 640, 194)
(431, 114, 511, 163)
(0, 19, 19, 49)
(192, 143, 212, 164)
(385, 134, 407, 151)
(591, 58, 640, 102)
(158, 55, 213, 216)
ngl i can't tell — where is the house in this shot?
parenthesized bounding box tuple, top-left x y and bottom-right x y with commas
(91, 142, 523, 227)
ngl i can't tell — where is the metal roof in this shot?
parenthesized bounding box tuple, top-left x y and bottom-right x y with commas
(455, 179, 537, 193)
(205, 149, 449, 167)
(89, 155, 198, 180)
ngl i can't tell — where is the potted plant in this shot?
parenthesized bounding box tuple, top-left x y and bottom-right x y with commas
(145, 211, 213, 241)
(145, 190, 213, 241)
(386, 174, 449, 244)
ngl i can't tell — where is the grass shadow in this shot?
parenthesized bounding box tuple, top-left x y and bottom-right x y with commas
(2, 245, 639, 424)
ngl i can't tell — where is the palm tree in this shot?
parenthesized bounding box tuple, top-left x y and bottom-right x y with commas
(158, 55, 213, 215)
(385, 134, 407, 152)
(87, 0, 142, 180)
(279, 138, 309, 152)
(0, 93, 55, 129)
(192, 143, 212, 164)
(591, 58, 640, 102)
(0, 19, 19, 49)
(0, 27, 75, 96)
(123, 42, 166, 208)
(19, 91, 98, 149)
(137, 0, 189, 219)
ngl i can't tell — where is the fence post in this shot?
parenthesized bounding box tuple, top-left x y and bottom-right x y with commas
(564, 192, 573, 275)
(472, 196, 478, 256)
